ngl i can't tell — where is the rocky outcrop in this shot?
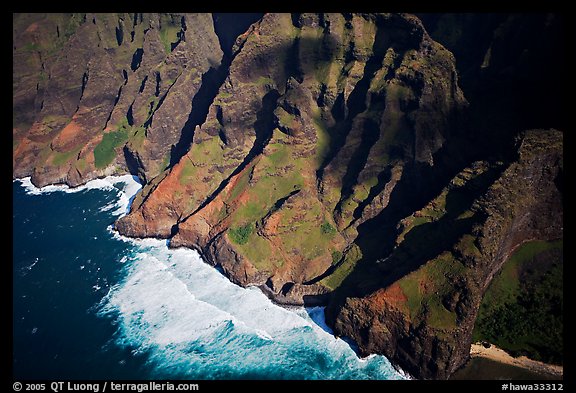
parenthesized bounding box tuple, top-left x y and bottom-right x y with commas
(115, 13, 468, 306)
(13, 13, 563, 380)
(13, 13, 222, 187)
(326, 129, 563, 379)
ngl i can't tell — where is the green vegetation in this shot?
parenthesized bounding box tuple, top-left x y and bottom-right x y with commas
(94, 128, 129, 169)
(276, 108, 297, 130)
(220, 125, 344, 273)
(158, 15, 181, 53)
(397, 273, 420, 316)
(314, 61, 333, 84)
(255, 76, 274, 87)
(321, 244, 362, 290)
(234, 232, 281, 272)
(33, 143, 54, 169)
(228, 223, 254, 245)
(267, 143, 289, 167)
(224, 124, 338, 272)
(454, 233, 481, 259)
(481, 241, 561, 306)
(337, 174, 379, 228)
(237, 201, 263, 223)
(51, 145, 82, 166)
(321, 221, 336, 235)
(397, 252, 464, 330)
(61, 13, 83, 40)
(228, 165, 253, 202)
(75, 157, 87, 172)
(331, 250, 343, 264)
(178, 137, 226, 186)
(228, 131, 303, 226)
(473, 240, 563, 364)
(39, 13, 84, 56)
(128, 126, 146, 150)
(311, 110, 330, 168)
(22, 42, 40, 52)
(133, 95, 159, 123)
(396, 163, 497, 246)
(266, 196, 340, 272)
(178, 158, 197, 185)
(376, 164, 505, 331)
(160, 152, 171, 171)
(219, 91, 232, 99)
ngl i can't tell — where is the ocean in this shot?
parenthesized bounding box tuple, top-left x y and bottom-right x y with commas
(12, 176, 406, 380)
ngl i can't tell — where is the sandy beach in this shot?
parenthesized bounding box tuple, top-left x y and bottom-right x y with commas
(470, 343, 563, 379)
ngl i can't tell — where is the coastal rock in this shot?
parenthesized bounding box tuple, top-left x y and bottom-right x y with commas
(13, 13, 563, 380)
(118, 13, 467, 308)
(326, 129, 563, 379)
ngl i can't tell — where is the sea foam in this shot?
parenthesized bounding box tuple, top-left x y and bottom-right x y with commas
(15, 175, 406, 379)
(16, 175, 141, 216)
(98, 236, 407, 379)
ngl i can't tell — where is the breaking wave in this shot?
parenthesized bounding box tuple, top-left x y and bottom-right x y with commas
(14, 175, 406, 379)
(16, 175, 141, 216)
(98, 235, 406, 379)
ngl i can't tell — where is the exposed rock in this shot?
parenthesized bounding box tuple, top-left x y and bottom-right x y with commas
(13, 13, 222, 187)
(117, 13, 467, 307)
(326, 129, 563, 379)
(13, 13, 563, 380)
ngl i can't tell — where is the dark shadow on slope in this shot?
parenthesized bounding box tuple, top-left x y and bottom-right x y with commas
(182, 89, 280, 221)
(169, 65, 229, 168)
(212, 13, 264, 57)
(157, 33, 341, 217)
(328, 160, 506, 313)
(334, 118, 381, 216)
(130, 48, 143, 71)
(284, 36, 304, 83)
(143, 76, 179, 130)
(122, 145, 146, 184)
(123, 28, 342, 183)
(352, 166, 392, 220)
(315, 19, 413, 215)
(167, 13, 266, 169)
(420, 13, 566, 161)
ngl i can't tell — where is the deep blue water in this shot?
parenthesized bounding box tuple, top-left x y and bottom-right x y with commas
(12, 177, 406, 380)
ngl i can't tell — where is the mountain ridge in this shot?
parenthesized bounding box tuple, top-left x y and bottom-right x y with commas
(13, 12, 563, 379)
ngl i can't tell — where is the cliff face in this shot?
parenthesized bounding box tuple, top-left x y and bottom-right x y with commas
(419, 13, 565, 158)
(114, 12, 469, 303)
(325, 130, 563, 379)
(13, 13, 222, 186)
(13, 13, 563, 380)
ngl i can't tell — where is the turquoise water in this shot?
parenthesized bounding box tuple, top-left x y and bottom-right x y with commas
(12, 176, 406, 380)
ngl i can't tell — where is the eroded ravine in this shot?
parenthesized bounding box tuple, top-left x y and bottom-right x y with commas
(13, 12, 563, 380)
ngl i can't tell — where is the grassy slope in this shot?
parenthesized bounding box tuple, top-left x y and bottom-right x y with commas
(472, 240, 563, 364)
(222, 127, 344, 274)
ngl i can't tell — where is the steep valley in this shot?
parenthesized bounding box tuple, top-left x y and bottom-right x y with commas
(13, 12, 563, 379)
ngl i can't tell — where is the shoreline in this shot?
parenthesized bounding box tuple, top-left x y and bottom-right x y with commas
(20, 175, 562, 381)
(14, 177, 409, 380)
(469, 343, 563, 379)
(15, 175, 406, 376)
(16, 174, 329, 308)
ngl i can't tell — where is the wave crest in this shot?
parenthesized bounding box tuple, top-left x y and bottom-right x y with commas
(15, 175, 141, 216)
(97, 238, 406, 380)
